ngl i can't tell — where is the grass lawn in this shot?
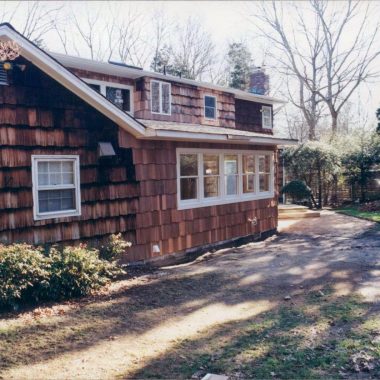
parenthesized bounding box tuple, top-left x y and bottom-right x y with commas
(335, 206, 380, 223)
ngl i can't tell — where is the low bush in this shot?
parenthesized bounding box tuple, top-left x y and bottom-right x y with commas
(48, 244, 124, 301)
(99, 233, 132, 262)
(359, 200, 380, 212)
(0, 234, 129, 309)
(0, 244, 50, 308)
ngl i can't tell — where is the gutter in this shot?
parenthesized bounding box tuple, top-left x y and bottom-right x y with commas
(141, 129, 297, 146)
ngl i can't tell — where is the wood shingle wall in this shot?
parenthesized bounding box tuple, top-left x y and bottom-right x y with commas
(119, 129, 278, 262)
(0, 58, 138, 246)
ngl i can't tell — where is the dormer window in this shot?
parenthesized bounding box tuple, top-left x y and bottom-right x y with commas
(262, 106, 272, 129)
(82, 79, 133, 114)
(204, 95, 217, 120)
(151, 80, 171, 115)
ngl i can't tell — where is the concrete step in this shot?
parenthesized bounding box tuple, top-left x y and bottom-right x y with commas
(278, 205, 309, 214)
(278, 210, 321, 219)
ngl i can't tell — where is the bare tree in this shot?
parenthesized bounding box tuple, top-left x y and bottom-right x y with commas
(255, 0, 380, 138)
(153, 17, 216, 81)
(0, 1, 64, 47)
(310, 0, 380, 134)
(255, 2, 327, 140)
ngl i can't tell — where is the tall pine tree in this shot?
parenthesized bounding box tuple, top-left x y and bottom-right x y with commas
(227, 42, 252, 90)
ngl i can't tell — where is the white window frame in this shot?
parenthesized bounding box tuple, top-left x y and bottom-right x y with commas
(150, 80, 172, 115)
(261, 106, 272, 129)
(204, 94, 217, 120)
(31, 155, 81, 221)
(82, 78, 134, 115)
(176, 148, 275, 210)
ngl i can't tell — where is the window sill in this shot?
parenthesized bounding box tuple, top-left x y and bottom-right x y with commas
(178, 191, 275, 210)
(34, 210, 81, 221)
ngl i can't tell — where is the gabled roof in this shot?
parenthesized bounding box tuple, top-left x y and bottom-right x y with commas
(0, 23, 295, 146)
(0, 23, 146, 137)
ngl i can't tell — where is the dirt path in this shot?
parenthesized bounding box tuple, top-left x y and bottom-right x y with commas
(1, 211, 379, 379)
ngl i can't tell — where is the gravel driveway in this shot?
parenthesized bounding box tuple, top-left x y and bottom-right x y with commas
(1, 210, 379, 379)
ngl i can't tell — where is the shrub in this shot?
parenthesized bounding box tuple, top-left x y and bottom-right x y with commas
(0, 244, 50, 308)
(0, 235, 131, 309)
(99, 233, 132, 262)
(47, 244, 124, 300)
(281, 180, 312, 201)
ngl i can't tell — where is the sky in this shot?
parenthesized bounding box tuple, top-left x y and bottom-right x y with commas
(2, 0, 379, 133)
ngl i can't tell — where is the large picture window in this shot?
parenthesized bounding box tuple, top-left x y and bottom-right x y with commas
(151, 80, 171, 115)
(32, 155, 81, 220)
(177, 148, 274, 209)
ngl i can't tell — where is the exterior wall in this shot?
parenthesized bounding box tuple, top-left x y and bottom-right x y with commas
(0, 59, 138, 246)
(69, 69, 236, 128)
(133, 77, 235, 128)
(235, 99, 273, 134)
(119, 129, 278, 263)
(0, 59, 278, 263)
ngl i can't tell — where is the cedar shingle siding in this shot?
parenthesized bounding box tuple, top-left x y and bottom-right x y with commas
(0, 57, 278, 263)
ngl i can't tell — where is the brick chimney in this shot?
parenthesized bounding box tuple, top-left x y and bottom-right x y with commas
(249, 67, 269, 96)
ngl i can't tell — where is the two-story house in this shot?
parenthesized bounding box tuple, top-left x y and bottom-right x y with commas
(0, 23, 295, 263)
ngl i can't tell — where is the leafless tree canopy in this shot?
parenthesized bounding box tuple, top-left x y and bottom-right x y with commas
(254, 0, 380, 139)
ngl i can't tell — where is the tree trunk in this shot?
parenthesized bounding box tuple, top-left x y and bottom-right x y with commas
(317, 168, 322, 209)
(360, 166, 366, 202)
(331, 111, 338, 136)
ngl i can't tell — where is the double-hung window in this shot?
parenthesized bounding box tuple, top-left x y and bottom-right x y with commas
(32, 155, 81, 220)
(151, 80, 171, 115)
(262, 106, 272, 129)
(177, 149, 274, 209)
(83, 79, 133, 114)
(204, 95, 217, 119)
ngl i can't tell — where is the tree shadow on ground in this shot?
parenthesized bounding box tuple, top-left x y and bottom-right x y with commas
(129, 291, 380, 380)
(0, 215, 379, 378)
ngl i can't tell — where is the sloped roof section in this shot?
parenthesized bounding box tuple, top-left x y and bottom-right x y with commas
(141, 120, 297, 146)
(0, 23, 146, 137)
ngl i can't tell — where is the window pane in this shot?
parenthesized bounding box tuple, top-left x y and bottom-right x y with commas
(62, 172, 74, 185)
(204, 176, 219, 198)
(258, 155, 271, 173)
(203, 155, 219, 175)
(88, 83, 101, 92)
(106, 87, 131, 112)
(225, 175, 238, 195)
(151, 81, 160, 113)
(259, 174, 270, 192)
(243, 154, 255, 174)
(180, 154, 198, 176)
(205, 96, 216, 108)
(161, 83, 170, 114)
(62, 161, 74, 173)
(205, 106, 216, 119)
(38, 173, 49, 186)
(49, 161, 61, 173)
(243, 174, 255, 193)
(38, 189, 75, 213)
(38, 162, 49, 173)
(180, 178, 197, 200)
(224, 155, 238, 174)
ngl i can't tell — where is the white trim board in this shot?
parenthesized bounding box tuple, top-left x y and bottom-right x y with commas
(176, 147, 275, 210)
